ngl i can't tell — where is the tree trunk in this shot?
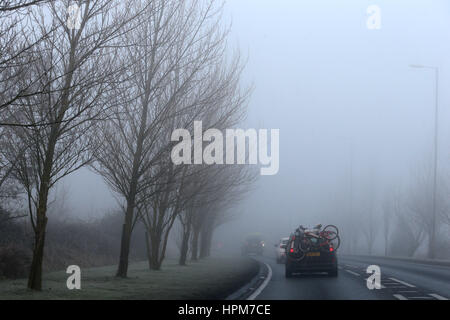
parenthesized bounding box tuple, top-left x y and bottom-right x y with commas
(145, 231, 152, 269)
(206, 229, 214, 257)
(116, 94, 149, 277)
(179, 223, 191, 266)
(116, 199, 135, 278)
(428, 232, 436, 259)
(27, 133, 57, 291)
(191, 227, 200, 261)
(384, 234, 389, 256)
(147, 231, 162, 270)
(200, 226, 213, 259)
(199, 214, 216, 259)
(27, 215, 48, 290)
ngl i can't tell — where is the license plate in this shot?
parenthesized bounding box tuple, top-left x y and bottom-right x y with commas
(306, 252, 320, 257)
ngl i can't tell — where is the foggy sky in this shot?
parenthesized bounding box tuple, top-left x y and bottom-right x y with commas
(61, 0, 450, 251)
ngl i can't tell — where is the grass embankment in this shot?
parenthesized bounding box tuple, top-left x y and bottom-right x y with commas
(0, 257, 258, 300)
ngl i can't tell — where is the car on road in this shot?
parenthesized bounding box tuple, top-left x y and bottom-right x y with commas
(241, 234, 265, 256)
(274, 237, 289, 263)
(285, 232, 338, 278)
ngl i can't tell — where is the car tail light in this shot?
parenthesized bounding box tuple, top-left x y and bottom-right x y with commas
(329, 247, 334, 252)
(290, 248, 294, 253)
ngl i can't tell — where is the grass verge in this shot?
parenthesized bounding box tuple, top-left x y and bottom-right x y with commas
(0, 257, 259, 300)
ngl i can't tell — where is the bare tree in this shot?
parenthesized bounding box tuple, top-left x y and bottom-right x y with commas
(138, 57, 251, 269)
(138, 162, 185, 270)
(361, 204, 379, 255)
(178, 203, 195, 266)
(381, 187, 404, 256)
(390, 212, 426, 257)
(92, 0, 237, 277)
(406, 167, 448, 258)
(0, 1, 49, 204)
(198, 165, 256, 259)
(0, 0, 54, 122)
(2, 0, 135, 290)
(0, 1, 47, 12)
(178, 161, 256, 262)
(177, 165, 216, 265)
(355, 172, 380, 255)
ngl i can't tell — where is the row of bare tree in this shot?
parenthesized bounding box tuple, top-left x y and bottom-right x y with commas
(333, 165, 450, 259)
(0, 0, 256, 290)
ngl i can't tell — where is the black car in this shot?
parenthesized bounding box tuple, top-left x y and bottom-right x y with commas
(285, 232, 338, 278)
(241, 234, 265, 256)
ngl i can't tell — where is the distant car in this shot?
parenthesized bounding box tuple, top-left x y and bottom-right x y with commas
(274, 237, 289, 263)
(285, 230, 338, 278)
(241, 234, 265, 256)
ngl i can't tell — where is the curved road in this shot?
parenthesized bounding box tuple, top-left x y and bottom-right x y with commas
(251, 254, 450, 300)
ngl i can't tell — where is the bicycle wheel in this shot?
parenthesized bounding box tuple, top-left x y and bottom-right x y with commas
(329, 235, 340, 251)
(292, 249, 305, 261)
(323, 225, 338, 240)
(299, 238, 311, 252)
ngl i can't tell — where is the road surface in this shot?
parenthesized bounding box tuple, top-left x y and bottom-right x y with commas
(251, 254, 450, 300)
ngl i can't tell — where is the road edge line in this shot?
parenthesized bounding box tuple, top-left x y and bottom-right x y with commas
(341, 254, 450, 268)
(247, 262, 273, 301)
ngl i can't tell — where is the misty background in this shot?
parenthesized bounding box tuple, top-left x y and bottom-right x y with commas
(43, 0, 450, 257)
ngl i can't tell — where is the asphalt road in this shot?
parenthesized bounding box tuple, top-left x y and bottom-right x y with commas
(251, 253, 450, 300)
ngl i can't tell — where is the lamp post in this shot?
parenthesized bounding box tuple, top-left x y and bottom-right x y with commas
(410, 64, 439, 259)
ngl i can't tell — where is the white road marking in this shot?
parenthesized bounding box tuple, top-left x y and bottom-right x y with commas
(365, 278, 386, 289)
(389, 277, 416, 288)
(345, 270, 360, 276)
(247, 262, 272, 300)
(429, 293, 448, 300)
(393, 294, 408, 300)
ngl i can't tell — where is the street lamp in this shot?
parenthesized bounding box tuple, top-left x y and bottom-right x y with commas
(409, 64, 439, 259)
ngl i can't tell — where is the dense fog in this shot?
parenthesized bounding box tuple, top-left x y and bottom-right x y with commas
(1, 0, 450, 292)
(61, 0, 450, 258)
(216, 0, 450, 258)
(27, 0, 450, 258)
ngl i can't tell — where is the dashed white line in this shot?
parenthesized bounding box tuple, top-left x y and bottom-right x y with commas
(429, 293, 448, 300)
(393, 294, 408, 300)
(365, 278, 386, 289)
(345, 270, 360, 276)
(389, 277, 416, 288)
